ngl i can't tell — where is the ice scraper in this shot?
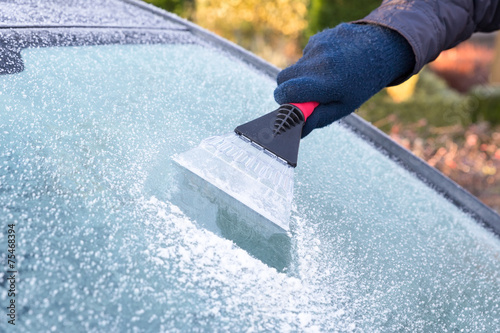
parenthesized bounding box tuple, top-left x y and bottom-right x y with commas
(173, 101, 319, 233)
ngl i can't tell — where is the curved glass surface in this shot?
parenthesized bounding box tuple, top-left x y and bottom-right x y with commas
(0, 43, 499, 332)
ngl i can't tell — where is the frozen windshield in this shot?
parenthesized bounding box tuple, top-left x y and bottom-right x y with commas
(0, 43, 499, 332)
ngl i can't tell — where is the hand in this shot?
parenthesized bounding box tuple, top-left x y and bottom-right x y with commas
(274, 23, 415, 137)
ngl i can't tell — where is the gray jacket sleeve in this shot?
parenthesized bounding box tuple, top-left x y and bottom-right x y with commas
(356, 0, 500, 76)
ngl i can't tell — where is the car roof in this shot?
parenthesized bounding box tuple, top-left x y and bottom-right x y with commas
(1, 0, 499, 234)
(0, 0, 181, 29)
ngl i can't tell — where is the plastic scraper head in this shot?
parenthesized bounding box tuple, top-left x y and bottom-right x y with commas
(173, 102, 319, 233)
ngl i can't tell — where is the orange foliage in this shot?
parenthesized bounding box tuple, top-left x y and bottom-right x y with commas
(389, 119, 500, 213)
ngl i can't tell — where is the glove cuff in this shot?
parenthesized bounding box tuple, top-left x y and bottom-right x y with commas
(348, 22, 415, 87)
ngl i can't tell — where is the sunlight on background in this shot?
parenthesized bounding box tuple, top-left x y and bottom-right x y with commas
(387, 74, 420, 103)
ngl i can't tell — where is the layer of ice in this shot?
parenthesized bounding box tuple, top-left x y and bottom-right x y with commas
(0, 42, 498, 332)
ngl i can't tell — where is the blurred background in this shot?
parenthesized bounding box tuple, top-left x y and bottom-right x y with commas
(144, 0, 500, 214)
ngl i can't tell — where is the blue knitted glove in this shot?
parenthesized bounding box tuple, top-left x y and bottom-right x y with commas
(274, 23, 415, 137)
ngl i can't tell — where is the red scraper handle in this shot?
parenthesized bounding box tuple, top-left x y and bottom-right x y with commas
(290, 101, 320, 121)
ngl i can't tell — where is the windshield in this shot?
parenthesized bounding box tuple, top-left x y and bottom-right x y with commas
(0, 42, 499, 332)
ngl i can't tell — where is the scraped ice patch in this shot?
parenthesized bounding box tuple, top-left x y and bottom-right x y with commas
(127, 197, 352, 331)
